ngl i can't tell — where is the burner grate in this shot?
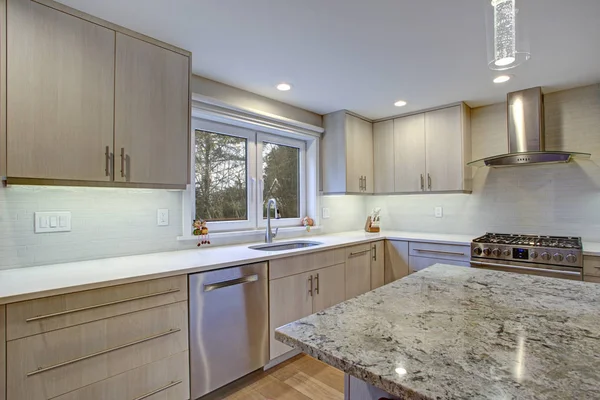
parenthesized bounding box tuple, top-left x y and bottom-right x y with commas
(473, 233, 582, 249)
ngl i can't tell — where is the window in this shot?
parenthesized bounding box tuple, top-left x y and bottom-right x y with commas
(190, 119, 307, 232)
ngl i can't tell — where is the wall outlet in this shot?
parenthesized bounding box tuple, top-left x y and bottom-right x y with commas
(434, 206, 443, 218)
(322, 207, 330, 219)
(34, 211, 72, 233)
(157, 209, 169, 226)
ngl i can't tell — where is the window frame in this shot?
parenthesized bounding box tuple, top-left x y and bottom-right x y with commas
(257, 132, 306, 229)
(189, 118, 309, 234)
(191, 118, 257, 232)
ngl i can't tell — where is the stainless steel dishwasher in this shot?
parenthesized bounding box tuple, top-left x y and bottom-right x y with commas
(189, 262, 269, 399)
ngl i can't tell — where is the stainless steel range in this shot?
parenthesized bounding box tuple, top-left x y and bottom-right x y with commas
(470, 233, 583, 280)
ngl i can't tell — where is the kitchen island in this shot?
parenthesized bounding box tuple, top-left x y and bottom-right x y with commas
(275, 264, 600, 399)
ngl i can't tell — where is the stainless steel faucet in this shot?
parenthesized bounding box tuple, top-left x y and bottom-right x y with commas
(265, 198, 279, 243)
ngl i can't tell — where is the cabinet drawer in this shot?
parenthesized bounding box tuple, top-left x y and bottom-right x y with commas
(7, 301, 188, 400)
(270, 248, 345, 280)
(7, 275, 187, 340)
(409, 256, 470, 274)
(409, 242, 470, 262)
(583, 256, 600, 278)
(54, 351, 190, 400)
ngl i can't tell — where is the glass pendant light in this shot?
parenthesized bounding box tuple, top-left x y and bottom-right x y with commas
(487, 0, 530, 70)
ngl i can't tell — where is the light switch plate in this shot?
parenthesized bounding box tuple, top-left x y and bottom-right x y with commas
(322, 208, 330, 219)
(34, 212, 72, 233)
(157, 209, 169, 226)
(434, 206, 443, 218)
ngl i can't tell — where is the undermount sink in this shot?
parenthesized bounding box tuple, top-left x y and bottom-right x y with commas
(249, 240, 323, 252)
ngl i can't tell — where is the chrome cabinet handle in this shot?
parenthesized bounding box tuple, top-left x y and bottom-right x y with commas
(363, 176, 367, 191)
(308, 275, 313, 296)
(105, 146, 110, 177)
(427, 173, 432, 190)
(26, 328, 181, 376)
(349, 249, 371, 257)
(420, 174, 424, 191)
(471, 261, 582, 276)
(133, 380, 183, 400)
(204, 275, 258, 292)
(26, 288, 181, 322)
(372, 244, 377, 261)
(414, 249, 465, 256)
(120, 147, 126, 178)
(314, 273, 319, 294)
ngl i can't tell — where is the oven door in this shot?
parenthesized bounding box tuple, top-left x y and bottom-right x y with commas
(470, 259, 583, 281)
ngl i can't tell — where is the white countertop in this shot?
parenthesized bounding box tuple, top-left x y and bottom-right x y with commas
(0, 230, 474, 304)
(0, 230, 597, 305)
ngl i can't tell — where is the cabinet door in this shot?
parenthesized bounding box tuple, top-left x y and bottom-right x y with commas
(1, 305, 4, 400)
(346, 114, 373, 193)
(269, 271, 314, 359)
(425, 106, 463, 191)
(373, 121, 395, 193)
(115, 33, 189, 186)
(7, 0, 115, 181)
(394, 114, 426, 192)
(345, 245, 372, 299)
(313, 264, 346, 313)
(384, 241, 409, 284)
(370, 241, 385, 290)
(409, 256, 470, 274)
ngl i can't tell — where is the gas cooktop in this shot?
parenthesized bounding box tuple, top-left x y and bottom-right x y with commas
(473, 233, 582, 249)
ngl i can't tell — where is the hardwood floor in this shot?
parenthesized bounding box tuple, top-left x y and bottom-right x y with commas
(202, 354, 344, 400)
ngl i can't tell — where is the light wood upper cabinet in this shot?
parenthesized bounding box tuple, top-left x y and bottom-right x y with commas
(345, 244, 372, 299)
(370, 241, 385, 290)
(373, 121, 395, 193)
(322, 111, 373, 194)
(394, 113, 426, 193)
(115, 33, 190, 186)
(313, 263, 346, 313)
(425, 106, 471, 192)
(6, 0, 115, 181)
(392, 104, 471, 193)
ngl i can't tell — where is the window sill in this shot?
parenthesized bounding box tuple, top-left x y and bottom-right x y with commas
(177, 225, 321, 242)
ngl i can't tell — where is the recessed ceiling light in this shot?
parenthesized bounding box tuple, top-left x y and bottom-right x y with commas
(493, 75, 511, 83)
(394, 100, 407, 107)
(276, 83, 291, 91)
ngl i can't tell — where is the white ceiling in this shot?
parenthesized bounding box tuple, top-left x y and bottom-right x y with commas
(56, 0, 600, 120)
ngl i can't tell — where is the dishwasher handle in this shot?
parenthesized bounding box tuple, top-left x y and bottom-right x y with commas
(203, 274, 259, 292)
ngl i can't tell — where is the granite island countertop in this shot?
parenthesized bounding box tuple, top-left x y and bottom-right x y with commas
(275, 264, 600, 400)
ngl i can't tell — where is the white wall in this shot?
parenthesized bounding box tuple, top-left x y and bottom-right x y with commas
(320, 195, 367, 234)
(367, 84, 600, 241)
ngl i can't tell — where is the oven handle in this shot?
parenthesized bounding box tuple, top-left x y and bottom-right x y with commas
(470, 260, 582, 276)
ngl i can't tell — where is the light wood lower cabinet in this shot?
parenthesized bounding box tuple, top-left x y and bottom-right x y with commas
(409, 255, 470, 273)
(269, 262, 346, 360)
(1, 305, 5, 400)
(345, 244, 372, 299)
(54, 351, 190, 400)
(7, 301, 188, 400)
(6, 275, 187, 340)
(584, 276, 600, 283)
(583, 255, 600, 278)
(384, 241, 409, 284)
(370, 241, 385, 290)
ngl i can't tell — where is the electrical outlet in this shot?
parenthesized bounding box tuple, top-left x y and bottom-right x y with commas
(322, 208, 330, 219)
(34, 212, 72, 233)
(157, 209, 169, 226)
(434, 206, 443, 218)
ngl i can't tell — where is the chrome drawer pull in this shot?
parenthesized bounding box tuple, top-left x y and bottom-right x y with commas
(26, 288, 181, 322)
(26, 328, 180, 376)
(133, 380, 183, 400)
(204, 274, 258, 292)
(414, 249, 465, 256)
(471, 261, 582, 276)
(349, 249, 371, 257)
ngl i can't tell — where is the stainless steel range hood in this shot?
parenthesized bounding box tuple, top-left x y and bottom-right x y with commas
(468, 87, 590, 167)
